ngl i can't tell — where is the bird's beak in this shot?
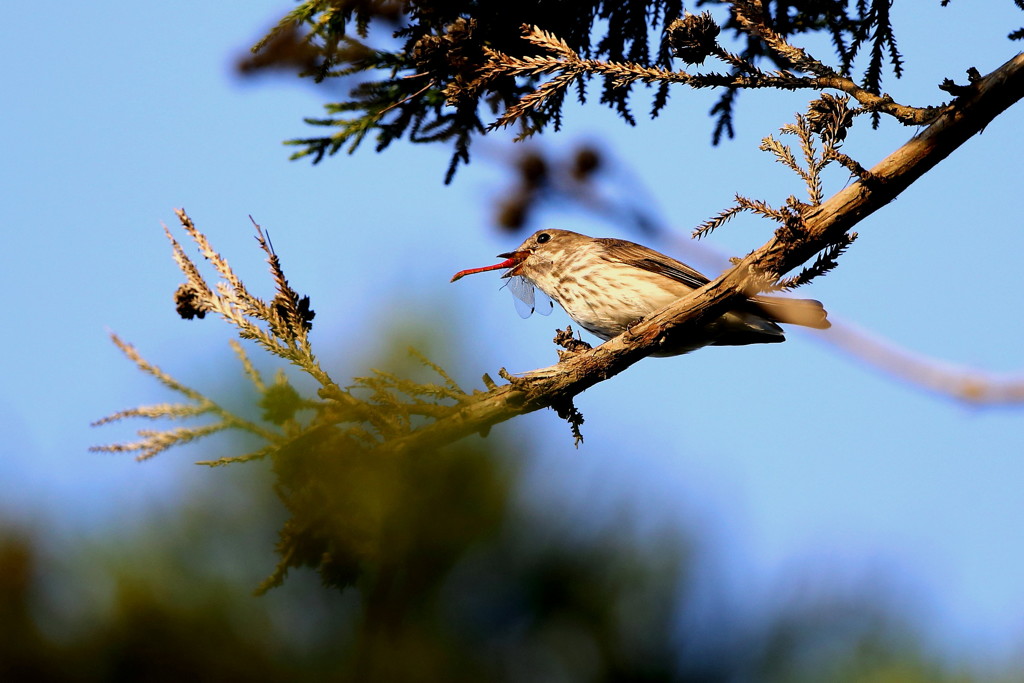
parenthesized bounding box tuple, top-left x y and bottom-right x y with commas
(496, 250, 529, 278)
(450, 250, 528, 282)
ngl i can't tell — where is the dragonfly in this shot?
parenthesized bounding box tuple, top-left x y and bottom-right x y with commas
(451, 257, 554, 319)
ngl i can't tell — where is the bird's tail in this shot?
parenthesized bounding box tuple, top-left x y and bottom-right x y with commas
(748, 295, 831, 329)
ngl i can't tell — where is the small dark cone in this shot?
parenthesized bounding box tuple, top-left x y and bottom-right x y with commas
(667, 12, 721, 65)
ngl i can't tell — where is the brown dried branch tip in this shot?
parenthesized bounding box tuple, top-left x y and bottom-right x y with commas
(251, 218, 316, 338)
(774, 233, 858, 291)
(694, 109, 873, 289)
(730, 0, 834, 78)
(90, 333, 282, 462)
(552, 397, 585, 447)
(553, 325, 593, 357)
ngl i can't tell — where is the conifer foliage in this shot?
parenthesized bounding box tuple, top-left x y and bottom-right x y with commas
(245, 0, 930, 182)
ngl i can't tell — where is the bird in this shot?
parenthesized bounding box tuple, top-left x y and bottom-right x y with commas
(451, 229, 829, 356)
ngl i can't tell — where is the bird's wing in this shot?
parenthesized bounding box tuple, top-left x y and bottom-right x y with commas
(595, 239, 831, 329)
(595, 238, 710, 290)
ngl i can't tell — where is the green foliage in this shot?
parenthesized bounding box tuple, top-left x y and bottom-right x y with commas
(3, 456, 1016, 681)
(263, 432, 510, 593)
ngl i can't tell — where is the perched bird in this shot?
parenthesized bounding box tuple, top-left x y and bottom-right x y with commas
(452, 229, 829, 356)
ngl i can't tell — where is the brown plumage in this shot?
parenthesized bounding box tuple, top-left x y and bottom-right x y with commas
(452, 229, 829, 356)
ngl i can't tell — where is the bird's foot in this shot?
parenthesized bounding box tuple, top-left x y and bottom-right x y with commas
(624, 317, 645, 338)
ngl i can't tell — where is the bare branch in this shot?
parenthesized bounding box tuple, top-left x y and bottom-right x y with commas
(825, 319, 1024, 404)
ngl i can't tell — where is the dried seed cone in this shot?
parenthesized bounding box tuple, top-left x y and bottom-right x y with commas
(667, 11, 721, 65)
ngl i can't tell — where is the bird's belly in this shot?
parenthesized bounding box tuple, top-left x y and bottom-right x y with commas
(550, 269, 683, 340)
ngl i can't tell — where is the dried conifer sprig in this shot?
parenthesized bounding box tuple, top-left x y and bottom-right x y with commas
(483, 19, 938, 138)
(90, 334, 283, 461)
(694, 110, 868, 288)
(775, 233, 859, 291)
(252, 219, 316, 339)
(257, 0, 935, 182)
(167, 209, 332, 389)
(694, 189, 808, 242)
(95, 212, 488, 465)
(729, 1, 835, 79)
(725, 1, 922, 125)
(552, 397, 585, 447)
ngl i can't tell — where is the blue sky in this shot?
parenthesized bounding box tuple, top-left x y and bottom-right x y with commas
(3, 0, 1024, 667)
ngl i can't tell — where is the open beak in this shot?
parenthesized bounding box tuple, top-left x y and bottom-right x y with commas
(450, 250, 527, 282)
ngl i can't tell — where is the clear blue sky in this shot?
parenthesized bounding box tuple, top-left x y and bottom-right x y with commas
(3, 1, 1023, 667)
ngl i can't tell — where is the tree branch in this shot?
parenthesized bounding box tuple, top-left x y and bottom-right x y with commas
(386, 51, 1024, 454)
(822, 319, 1024, 404)
(484, 25, 942, 134)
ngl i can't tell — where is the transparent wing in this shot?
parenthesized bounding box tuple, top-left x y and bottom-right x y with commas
(503, 276, 553, 318)
(505, 276, 535, 319)
(534, 286, 554, 316)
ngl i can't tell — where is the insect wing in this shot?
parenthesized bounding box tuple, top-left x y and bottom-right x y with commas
(534, 286, 554, 316)
(506, 276, 535, 318)
(504, 276, 553, 318)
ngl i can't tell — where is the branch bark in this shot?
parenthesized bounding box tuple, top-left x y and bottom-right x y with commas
(387, 51, 1024, 454)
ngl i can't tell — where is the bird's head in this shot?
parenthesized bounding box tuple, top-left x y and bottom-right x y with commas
(450, 229, 585, 282)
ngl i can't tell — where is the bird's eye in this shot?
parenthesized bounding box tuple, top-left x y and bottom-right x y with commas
(536, 233, 551, 244)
